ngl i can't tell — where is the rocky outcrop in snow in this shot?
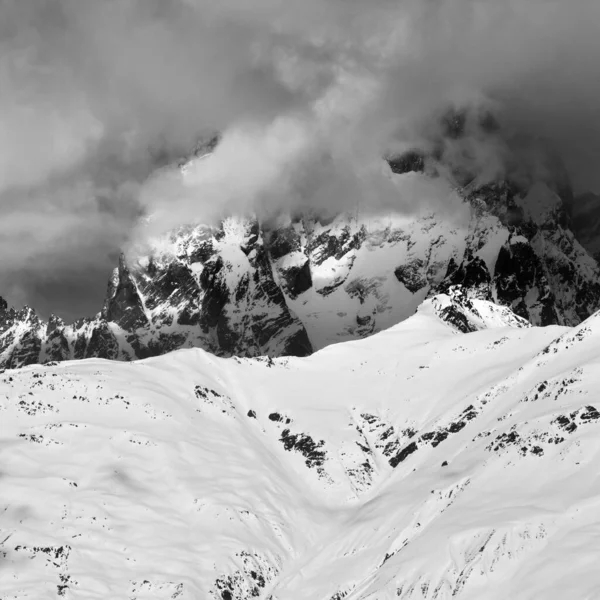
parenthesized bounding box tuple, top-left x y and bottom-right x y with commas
(420, 285, 531, 333)
(1, 144, 600, 369)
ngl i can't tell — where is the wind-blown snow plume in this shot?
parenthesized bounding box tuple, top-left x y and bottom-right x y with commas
(2, 0, 600, 316)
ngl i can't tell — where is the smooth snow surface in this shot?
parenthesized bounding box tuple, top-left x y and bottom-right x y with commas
(3, 302, 600, 599)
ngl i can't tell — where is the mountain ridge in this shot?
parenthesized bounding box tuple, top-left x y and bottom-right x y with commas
(1, 162, 599, 369)
(3, 108, 600, 370)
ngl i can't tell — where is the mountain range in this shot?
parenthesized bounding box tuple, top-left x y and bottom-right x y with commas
(1, 141, 599, 370)
(3, 114, 600, 598)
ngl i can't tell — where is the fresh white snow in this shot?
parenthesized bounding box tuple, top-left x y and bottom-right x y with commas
(2, 296, 600, 599)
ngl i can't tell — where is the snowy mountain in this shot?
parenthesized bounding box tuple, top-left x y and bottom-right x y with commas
(3, 290, 600, 598)
(1, 152, 599, 369)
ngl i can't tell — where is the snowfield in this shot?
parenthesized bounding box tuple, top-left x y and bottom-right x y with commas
(2, 293, 600, 599)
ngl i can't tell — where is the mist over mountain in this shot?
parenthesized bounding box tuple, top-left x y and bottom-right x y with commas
(2, 0, 600, 317)
(4, 4, 600, 598)
(569, 191, 600, 261)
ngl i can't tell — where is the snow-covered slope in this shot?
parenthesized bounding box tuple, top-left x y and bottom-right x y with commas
(3, 293, 600, 599)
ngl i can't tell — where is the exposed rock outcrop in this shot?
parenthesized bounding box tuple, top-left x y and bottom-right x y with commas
(1, 138, 599, 369)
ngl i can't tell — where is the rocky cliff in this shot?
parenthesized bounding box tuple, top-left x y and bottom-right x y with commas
(1, 142, 599, 369)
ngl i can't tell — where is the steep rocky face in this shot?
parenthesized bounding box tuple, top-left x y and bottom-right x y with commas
(0, 300, 45, 369)
(1, 155, 599, 369)
(568, 191, 600, 261)
(0, 218, 312, 369)
(117, 218, 313, 359)
(437, 180, 600, 326)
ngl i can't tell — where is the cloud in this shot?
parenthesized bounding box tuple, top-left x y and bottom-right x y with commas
(136, 0, 600, 235)
(2, 0, 600, 317)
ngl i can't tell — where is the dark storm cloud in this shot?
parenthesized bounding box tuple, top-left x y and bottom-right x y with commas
(0, 0, 305, 317)
(137, 0, 600, 234)
(2, 0, 600, 317)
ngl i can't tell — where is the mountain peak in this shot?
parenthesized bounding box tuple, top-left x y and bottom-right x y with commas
(422, 285, 531, 333)
(1, 160, 599, 369)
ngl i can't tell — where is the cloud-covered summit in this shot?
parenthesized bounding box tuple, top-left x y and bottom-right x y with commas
(2, 0, 600, 318)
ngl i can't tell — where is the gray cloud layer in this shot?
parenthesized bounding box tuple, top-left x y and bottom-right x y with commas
(2, 0, 600, 318)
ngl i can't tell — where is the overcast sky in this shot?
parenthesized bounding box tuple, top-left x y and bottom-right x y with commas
(3, 0, 600, 320)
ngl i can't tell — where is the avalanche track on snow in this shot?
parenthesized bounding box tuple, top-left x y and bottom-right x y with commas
(2, 293, 600, 599)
